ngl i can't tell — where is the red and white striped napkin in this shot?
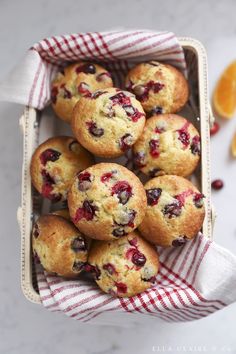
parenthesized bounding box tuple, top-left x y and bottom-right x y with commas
(1, 30, 236, 324)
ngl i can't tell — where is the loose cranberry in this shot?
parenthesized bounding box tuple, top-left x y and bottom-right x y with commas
(163, 200, 182, 218)
(103, 263, 117, 275)
(177, 129, 190, 148)
(72, 261, 85, 272)
(83, 263, 101, 279)
(78, 82, 90, 95)
(119, 133, 133, 151)
(40, 149, 61, 166)
(111, 181, 132, 204)
(51, 86, 58, 104)
(73, 200, 97, 222)
(101, 171, 114, 183)
(133, 152, 146, 168)
(210, 121, 220, 136)
(96, 72, 111, 82)
(128, 237, 138, 247)
(149, 139, 160, 157)
(110, 92, 131, 105)
(211, 179, 224, 190)
(131, 250, 146, 267)
(112, 228, 127, 237)
(63, 87, 72, 99)
(77, 171, 92, 191)
(71, 237, 87, 252)
(33, 223, 39, 238)
(191, 135, 201, 156)
(115, 282, 127, 294)
(146, 188, 162, 206)
(86, 121, 104, 137)
(76, 63, 96, 74)
(172, 236, 188, 247)
(193, 193, 205, 208)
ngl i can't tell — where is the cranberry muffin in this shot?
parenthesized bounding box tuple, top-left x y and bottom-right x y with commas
(139, 175, 205, 247)
(30, 136, 94, 202)
(68, 163, 147, 240)
(87, 231, 159, 297)
(133, 114, 200, 177)
(71, 88, 146, 158)
(125, 61, 189, 115)
(32, 215, 90, 277)
(51, 62, 113, 123)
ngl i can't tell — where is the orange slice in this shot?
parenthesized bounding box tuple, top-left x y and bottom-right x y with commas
(231, 132, 236, 157)
(213, 60, 236, 119)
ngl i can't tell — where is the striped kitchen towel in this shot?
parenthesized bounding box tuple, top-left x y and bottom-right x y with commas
(37, 233, 236, 325)
(0, 30, 186, 109)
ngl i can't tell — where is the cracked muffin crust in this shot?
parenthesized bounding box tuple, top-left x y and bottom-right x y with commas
(51, 62, 113, 123)
(139, 175, 205, 247)
(133, 114, 200, 177)
(32, 215, 90, 277)
(87, 231, 159, 297)
(71, 87, 146, 158)
(125, 61, 189, 114)
(68, 162, 147, 240)
(30, 136, 94, 202)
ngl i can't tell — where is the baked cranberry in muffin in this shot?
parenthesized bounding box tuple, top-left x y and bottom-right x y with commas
(88, 231, 159, 297)
(30, 136, 94, 202)
(133, 114, 200, 177)
(71, 88, 146, 158)
(51, 62, 113, 123)
(68, 163, 147, 240)
(125, 61, 189, 114)
(139, 175, 205, 247)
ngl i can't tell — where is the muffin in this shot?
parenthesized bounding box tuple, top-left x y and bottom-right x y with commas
(139, 175, 205, 247)
(68, 162, 147, 240)
(51, 62, 113, 123)
(71, 88, 146, 158)
(125, 61, 189, 115)
(30, 136, 94, 202)
(133, 114, 201, 177)
(87, 231, 159, 297)
(32, 215, 90, 277)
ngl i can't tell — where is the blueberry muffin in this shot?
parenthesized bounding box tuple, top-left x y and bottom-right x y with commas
(68, 163, 147, 240)
(139, 175, 205, 247)
(87, 231, 159, 297)
(133, 114, 200, 177)
(71, 88, 146, 158)
(30, 136, 94, 202)
(32, 215, 90, 277)
(125, 61, 189, 115)
(51, 62, 113, 123)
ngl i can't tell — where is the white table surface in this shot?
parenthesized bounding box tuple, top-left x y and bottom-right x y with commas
(0, 1, 236, 353)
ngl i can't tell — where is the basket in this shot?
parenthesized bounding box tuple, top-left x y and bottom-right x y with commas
(17, 37, 214, 305)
